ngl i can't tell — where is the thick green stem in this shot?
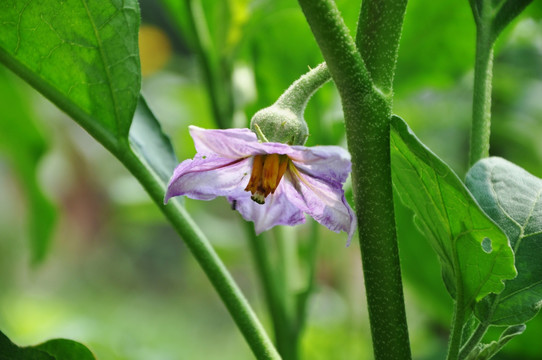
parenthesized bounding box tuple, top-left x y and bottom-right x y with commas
(297, 1, 411, 359)
(356, 0, 407, 95)
(468, 1, 494, 166)
(118, 145, 280, 360)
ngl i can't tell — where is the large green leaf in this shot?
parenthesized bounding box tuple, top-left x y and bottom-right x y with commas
(390, 115, 516, 310)
(0, 330, 94, 360)
(0, 67, 57, 264)
(0, 0, 141, 145)
(466, 157, 542, 325)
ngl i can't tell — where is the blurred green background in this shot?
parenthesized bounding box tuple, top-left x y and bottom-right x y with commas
(1, 0, 542, 359)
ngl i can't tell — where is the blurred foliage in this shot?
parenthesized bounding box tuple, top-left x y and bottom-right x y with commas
(0, 0, 542, 359)
(0, 67, 56, 264)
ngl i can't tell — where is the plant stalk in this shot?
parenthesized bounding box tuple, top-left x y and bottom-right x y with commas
(184, 0, 233, 129)
(468, 1, 494, 166)
(446, 294, 467, 360)
(297, 1, 411, 359)
(246, 224, 298, 360)
(275, 62, 331, 116)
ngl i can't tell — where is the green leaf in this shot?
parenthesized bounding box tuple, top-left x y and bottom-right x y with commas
(0, 66, 56, 264)
(491, 0, 533, 40)
(466, 157, 542, 325)
(465, 324, 526, 360)
(0, 0, 141, 147)
(129, 96, 178, 185)
(390, 115, 516, 310)
(0, 330, 95, 360)
(32, 339, 96, 360)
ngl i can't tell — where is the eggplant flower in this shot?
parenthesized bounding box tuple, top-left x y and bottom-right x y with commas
(164, 126, 356, 244)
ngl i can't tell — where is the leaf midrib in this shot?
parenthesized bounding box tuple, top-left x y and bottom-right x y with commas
(81, 0, 121, 137)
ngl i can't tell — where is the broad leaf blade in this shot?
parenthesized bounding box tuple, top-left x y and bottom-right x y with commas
(466, 157, 542, 325)
(390, 115, 516, 309)
(0, 0, 141, 144)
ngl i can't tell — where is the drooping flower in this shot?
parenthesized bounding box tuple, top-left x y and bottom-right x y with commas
(164, 126, 356, 244)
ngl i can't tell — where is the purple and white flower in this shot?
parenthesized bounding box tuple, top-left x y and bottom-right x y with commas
(164, 126, 356, 244)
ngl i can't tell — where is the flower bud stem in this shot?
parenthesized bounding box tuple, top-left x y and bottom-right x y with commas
(275, 62, 331, 116)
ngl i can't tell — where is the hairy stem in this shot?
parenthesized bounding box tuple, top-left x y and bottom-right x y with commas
(275, 62, 331, 116)
(297, 1, 411, 359)
(468, 0, 494, 166)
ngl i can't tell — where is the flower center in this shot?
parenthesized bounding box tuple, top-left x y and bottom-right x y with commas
(244, 154, 289, 204)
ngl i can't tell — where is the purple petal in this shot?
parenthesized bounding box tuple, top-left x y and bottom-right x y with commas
(230, 184, 306, 234)
(283, 167, 357, 245)
(189, 127, 353, 187)
(189, 126, 313, 159)
(189, 126, 261, 158)
(165, 154, 251, 203)
(290, 145, 351, 186)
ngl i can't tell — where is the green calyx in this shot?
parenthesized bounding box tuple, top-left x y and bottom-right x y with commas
(251, 106, 308, 145)
(250, 63, 331, 145)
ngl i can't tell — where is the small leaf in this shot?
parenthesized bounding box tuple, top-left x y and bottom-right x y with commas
(466, 157, 542, 325)
(129, 96, 178, 185)
(390, 116, 516, 311)
(32, 339, 96, 360)
(0, 0, 141, 143)
(465, 324, 526, 360)
(491, 0, 534, 40)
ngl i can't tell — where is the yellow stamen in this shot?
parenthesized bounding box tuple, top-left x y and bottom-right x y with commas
(262, 154, 280, 193)
(274, 157, 288, 194)
(244, 154, 289, 204)
(244, 154, 264, 195)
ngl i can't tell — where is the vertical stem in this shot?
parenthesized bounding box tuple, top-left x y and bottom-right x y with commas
(356, 0, 408, 95)
(184, 0, 233, 129)
(297, 1, 411, 359)
(295, 221, 320, 334)
(446, 294, 467, 360)
(469, 1, 494, 166)
(275, 227, 299, 360)
(246, 223, 298, 360)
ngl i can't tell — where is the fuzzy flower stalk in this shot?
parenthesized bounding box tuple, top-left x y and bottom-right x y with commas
(164, 63, 356, 243)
